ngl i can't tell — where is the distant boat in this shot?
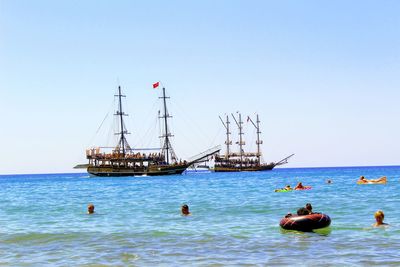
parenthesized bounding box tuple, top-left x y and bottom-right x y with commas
(214, 113, 294, 172)
(184, 163, 211, 174)
(75, 85, 219, 176)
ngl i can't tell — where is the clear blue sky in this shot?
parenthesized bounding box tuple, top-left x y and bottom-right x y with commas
(0, 1, 399, 174)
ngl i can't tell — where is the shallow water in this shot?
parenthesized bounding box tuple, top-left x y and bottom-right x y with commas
(1, 166, 400, 266)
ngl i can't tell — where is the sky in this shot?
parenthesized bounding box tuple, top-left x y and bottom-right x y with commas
(0, 0, 399, 174)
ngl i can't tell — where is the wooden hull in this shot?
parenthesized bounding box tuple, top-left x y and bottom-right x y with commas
(87, 164, 189, 177)
(214, 164, 276, 172)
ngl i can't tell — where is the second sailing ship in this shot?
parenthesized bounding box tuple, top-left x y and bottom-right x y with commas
(214, 113, 293, 172)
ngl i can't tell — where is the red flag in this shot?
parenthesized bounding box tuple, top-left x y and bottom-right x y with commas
(153, 82, 159, 89)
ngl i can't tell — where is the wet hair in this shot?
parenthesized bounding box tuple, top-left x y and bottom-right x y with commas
(181, 204, 190, 215)
(87, 203, 95, 214)
(374, 210, 384, 219)
(297, 207, 310, 216)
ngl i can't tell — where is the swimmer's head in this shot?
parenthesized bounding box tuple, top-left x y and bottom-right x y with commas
(87, 203, 95, 214)
(374, 210, 384, 220)
(181, 204, 190, 215)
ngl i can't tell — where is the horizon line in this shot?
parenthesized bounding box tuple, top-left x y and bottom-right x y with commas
(1, 164, 399, 176)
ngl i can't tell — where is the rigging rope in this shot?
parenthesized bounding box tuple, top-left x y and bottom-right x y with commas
(132, 99, 159, 148)
(170, 99, 214, 146)
(87, 97, 114, 147)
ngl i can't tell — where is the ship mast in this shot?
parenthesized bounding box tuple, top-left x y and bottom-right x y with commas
(159, 87, 175, 164)
(231, 113, 244, 169)
(248, 114, 262, 165)
(218, 115, 232, 159)
(114, 86, 130, 157)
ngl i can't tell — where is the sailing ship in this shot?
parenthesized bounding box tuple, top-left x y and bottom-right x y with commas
(214, 113, 294, 172)
(77, 85, 219, 176)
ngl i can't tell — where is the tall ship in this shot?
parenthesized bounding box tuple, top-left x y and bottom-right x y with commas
(77, 85, 219, 176)
(214, 113, 294, 172)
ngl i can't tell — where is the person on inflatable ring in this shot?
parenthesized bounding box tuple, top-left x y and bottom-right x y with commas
(305, 203, 313, 214)
(297, 207, 310, 216)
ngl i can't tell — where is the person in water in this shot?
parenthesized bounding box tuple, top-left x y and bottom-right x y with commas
(87, 204, 95, 214)
(275, 185, 292, 192)
(326, 179, 332, 184)
(358, 176, 387, 184)
(373, 210, 388, 227)
(305, 203, 313, 214)
(284, 185, 293, 191)
(181, 204, 191, 216)
(294, 182, 305, 190)
(297, 207, 310, 216)
(357, 176, 368, 183)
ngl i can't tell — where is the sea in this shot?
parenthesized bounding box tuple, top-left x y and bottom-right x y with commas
(1, 166, 400, 266)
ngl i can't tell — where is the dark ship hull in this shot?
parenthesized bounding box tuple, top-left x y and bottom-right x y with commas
(87, 164, 189, 177)
(213, 163, 276, 172)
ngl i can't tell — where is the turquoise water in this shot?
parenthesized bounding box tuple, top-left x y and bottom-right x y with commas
(1, 166, 400, 266)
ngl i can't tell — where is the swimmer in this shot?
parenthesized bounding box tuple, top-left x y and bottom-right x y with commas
(357, 176, 368, 184)
(358, 176, 387, 184)
(284, 185, 293, 191)
(274, 185, 293, 192)
(87, 203, 95, 214)
(181, 204, 191, 216)
(297, 207, 310, 216)
(294, 182, 305, 190)
(305, 203, 313, 214)
(326, 179, 332, 184)
(373, 210, 388, 227)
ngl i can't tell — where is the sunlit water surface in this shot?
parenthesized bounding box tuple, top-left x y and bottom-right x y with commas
(1, 166, 400, 266)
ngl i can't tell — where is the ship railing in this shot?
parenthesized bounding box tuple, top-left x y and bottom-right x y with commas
(217, 152, 259, 158)
(88, 151, 167, 161)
